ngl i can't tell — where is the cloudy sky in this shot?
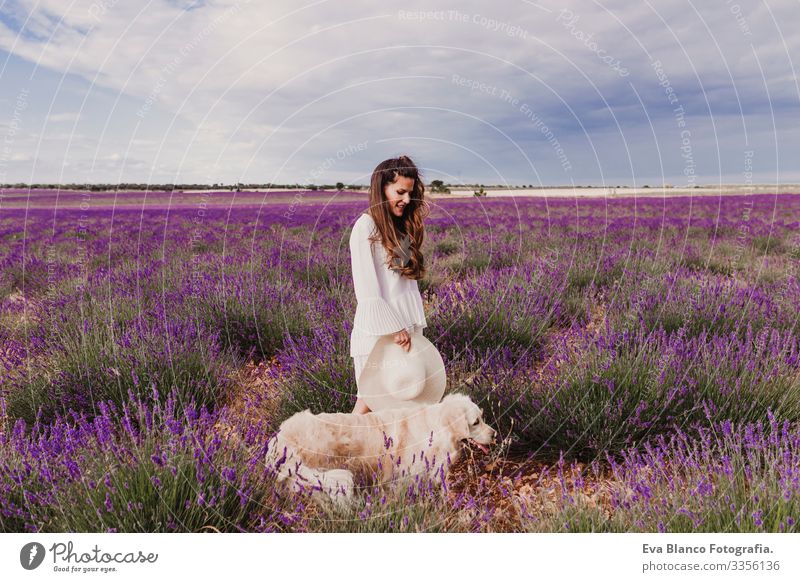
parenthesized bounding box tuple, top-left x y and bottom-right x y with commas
(0, 0, 798, 186)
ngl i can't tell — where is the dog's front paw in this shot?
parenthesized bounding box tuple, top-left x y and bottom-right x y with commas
(325, 468, 355, 502)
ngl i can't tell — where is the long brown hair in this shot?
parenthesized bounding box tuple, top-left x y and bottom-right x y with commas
(366, 155, 430, 280)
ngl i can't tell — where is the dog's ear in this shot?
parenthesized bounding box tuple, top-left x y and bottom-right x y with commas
(440, 401, 470, 442)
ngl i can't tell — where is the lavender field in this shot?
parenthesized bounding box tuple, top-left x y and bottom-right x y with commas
(1, 189, 799, 532)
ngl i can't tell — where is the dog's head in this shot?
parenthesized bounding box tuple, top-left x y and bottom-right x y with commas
(438, 393, 497, 454)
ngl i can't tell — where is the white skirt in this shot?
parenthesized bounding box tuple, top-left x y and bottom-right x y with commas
(352, 324, 424, 398)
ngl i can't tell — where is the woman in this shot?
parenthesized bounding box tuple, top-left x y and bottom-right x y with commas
(349, 155, 430, 414)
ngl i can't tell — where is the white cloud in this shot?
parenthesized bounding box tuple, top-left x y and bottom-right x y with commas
(0, 0, 797, 183)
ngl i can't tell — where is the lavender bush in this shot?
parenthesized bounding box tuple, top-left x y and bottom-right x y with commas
(2, 190, 799, 531)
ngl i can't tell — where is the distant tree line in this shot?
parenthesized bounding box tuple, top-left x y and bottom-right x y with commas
(0, 182, 366, 192)
(0, 182, 642, 191)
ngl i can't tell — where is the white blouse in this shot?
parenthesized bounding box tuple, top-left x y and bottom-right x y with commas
(349, 212, 428, 357)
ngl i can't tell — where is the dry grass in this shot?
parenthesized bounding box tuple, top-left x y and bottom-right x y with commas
(445, 449, 618, 531)
(213, 355, 283, 452)
(1, 291, 43, 338)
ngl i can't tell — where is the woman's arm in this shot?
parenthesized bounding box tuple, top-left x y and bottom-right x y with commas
(349, 218, 406, 336)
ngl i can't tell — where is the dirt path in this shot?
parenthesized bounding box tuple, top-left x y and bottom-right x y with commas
(213, 355, 284, 450)
(445, 449, 617, 531)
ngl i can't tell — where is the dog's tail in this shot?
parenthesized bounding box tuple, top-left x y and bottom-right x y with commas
(265, 434, 354, 506)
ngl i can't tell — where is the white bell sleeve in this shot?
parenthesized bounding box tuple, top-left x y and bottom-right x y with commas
(349, 219, 406, 336)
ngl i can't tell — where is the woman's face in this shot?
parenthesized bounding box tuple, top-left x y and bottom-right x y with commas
(383, 174, 415, 218)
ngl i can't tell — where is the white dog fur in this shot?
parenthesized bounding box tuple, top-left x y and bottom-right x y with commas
(265, 393, 496, 505)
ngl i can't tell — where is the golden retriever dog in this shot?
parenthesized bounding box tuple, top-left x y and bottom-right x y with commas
(264, 393, 496, 505)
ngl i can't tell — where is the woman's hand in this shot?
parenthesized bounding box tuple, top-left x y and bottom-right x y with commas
(393, 328, 412, 352)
